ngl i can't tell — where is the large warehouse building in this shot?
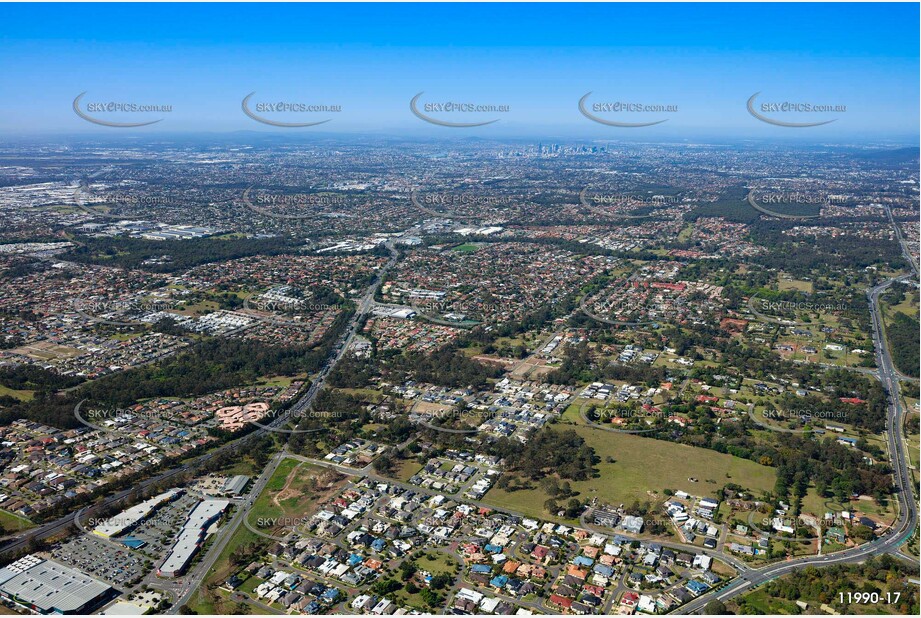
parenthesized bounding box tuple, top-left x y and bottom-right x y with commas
(0, 555, 117, 614)
(92, 488, 183, 538)
(157, 498, 230, 578)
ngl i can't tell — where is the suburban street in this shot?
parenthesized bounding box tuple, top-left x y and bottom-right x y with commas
(0, 239, 401, 559)
(165, 229, 919, 616)
(677, 234, 919, 613)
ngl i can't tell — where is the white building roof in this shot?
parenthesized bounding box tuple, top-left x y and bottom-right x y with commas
(0, 556, 113, 614)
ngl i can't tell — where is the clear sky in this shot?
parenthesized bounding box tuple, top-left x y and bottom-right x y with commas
(0, 2, 918, 140)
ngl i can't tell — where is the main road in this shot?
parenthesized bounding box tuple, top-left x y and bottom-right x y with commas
(166, 240, 399, 611)
(0, 240, 401, 558)
(677, 260, 919, 613)
(285, 240, 398, 421)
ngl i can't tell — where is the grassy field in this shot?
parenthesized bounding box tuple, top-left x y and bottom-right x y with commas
(391, 588, 429, 611)
(336, 386, 385, 400)
(886, 287, 919, 319)
(174, 300, 220, 316)
(452, 243, 479, 253)
(0, 509, 33, 533)
(109, 332, 144, 342)
(732, 587, 802, 614)
(252, 374, 307, 388)
(221, 459, 263, 478)
(0, 384, 33, 401)
(393, 457, 424, 482)
(246, 459, 347, 534)
(387, 551, 461, 610)
(485, 424, 776, 521)
(777, 275, 814, 293)
(416, 551, 460, 576)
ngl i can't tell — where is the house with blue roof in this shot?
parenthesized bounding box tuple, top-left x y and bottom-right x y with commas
(484, 543, 503, 554)
(471, 564, 492, 574)
(321, 588, 341, 603)
(592, 563, 614, 577)
(490, 575, 509, 589)
(685, 580, 710, 595)
(573, 556, 594, 567)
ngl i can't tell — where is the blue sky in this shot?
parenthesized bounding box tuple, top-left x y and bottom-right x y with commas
(0, 2, 917, 139)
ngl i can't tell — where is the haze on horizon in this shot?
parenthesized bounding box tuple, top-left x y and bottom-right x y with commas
(0, 2, 918, 140)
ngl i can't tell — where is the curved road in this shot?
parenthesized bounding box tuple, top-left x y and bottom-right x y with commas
(4, 222, 916, 614)
(0, 242, 401, 559)
(677, 266, 919, 613)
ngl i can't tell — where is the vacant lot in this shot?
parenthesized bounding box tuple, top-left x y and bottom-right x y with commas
(8, 341, 81, 360)
(777, 275, 814, 293)
(0, 509, 33, 533)
(248, 458, 348, 535)
(486, 424, 776, 521)
(393, 457, 424, 482)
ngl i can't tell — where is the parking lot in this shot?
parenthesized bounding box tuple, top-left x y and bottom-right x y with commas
(127, 492, 200, 559)
(50, 491, 201, 587)
(52, 534, 148, 587)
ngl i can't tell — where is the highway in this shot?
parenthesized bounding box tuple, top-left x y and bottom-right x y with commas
(0, 240, 400, 559)
(887, 204, 919, 278)
(166, 240, 399, 611)
(284, 240, 398, 422)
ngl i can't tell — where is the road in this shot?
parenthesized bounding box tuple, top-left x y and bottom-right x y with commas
(677, 265, 919, 613)
(0, 240, 400, 558)
(285, 240, 398, 421)
(166, 240, 400, 611)
(887, 204, 919, 278)
(167, 451, 288, 612)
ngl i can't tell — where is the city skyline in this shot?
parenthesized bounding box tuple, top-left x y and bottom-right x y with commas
(0, 4, 918, 617)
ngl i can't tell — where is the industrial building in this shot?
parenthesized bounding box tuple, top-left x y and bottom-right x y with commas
(157, 499, 230, 577)
(137, 225, 223, 241)
(0, 555, 117, 614)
